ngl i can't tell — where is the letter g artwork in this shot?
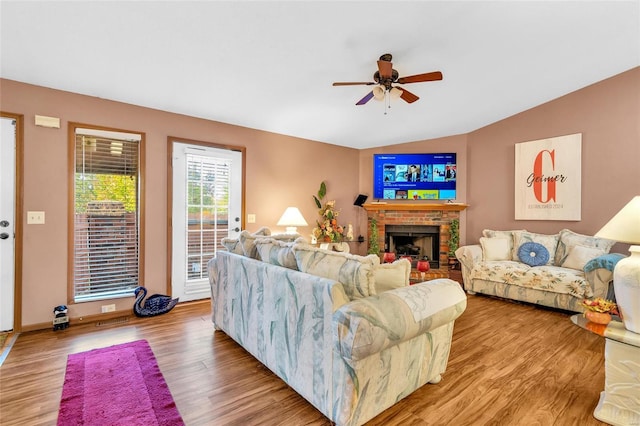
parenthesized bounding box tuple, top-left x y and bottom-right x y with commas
(515, 134, 582, 220)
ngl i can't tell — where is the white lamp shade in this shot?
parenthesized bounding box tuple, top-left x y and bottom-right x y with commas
(372, 85, 385, 100)
(595, 196, 640, 244)
(389, 87, 403, 99)
(277, 207, 308, 231)
(595, 195, 640, 333)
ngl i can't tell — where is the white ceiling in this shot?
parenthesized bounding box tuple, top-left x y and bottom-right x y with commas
(1, 1, 639, 149)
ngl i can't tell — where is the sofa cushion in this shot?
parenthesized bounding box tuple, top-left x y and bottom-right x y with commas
(517, 242, 550, 267)
(561, 245, 606, 271)
(255, 237, 305, 269)
(481, 229, 526, 260)
(470, 261, 594, 298)
(554, 229, 615, 266)
(240, 230, 300, 259)
(292, 244, 380, 300)
(513, 231, 558, 265)
(480, 237, 512, 261)
(221, 227, 271, 255)
(373, 258, 411, 293)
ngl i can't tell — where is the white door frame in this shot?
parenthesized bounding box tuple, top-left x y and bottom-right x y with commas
(0, 112, 23, 332)
(168, 138, 244, 302)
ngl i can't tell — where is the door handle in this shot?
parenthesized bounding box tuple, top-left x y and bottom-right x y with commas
(233, 227, 240, 232)
(0, 233, 9, 240)
(0, 220, 8, 227)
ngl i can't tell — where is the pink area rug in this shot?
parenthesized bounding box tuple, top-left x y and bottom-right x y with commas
(57, 340, 184, 425)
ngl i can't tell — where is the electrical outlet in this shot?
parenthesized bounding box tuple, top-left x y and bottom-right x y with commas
(27, 211, 45, 224)
(101, 304, 116, 313)
(247, 214, 256, 223)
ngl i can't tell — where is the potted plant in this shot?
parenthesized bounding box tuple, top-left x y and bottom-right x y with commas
(448, 218, 460, 270)
(367, 218, 380, 256)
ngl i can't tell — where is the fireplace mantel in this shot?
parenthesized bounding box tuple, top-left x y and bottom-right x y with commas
(363, 203, 468, 212)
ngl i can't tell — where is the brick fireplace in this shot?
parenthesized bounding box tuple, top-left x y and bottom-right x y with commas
(363, 203, 468, 280)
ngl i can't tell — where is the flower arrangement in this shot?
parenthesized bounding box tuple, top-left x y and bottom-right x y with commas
(312, 182, 345, 243)
(581, 298, 619, 325)
(581, 298, 619, 315)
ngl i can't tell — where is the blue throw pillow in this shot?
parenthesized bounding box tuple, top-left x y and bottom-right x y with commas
(518, 242, 550, 267)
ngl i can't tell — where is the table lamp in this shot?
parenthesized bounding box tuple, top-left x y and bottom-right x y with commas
(277, 207, 308, 234)
(595, 196, 640, 333)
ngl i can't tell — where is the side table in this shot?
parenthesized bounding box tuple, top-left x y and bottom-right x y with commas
(571, 315, 640, 425)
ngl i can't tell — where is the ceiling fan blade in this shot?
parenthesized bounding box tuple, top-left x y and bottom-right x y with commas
(397, 71, 443, 84)
(356, 91, 375, 105)
(377, 60, 393, 79)
(332, 82, 375, 86)
(399, 88, 419, 103)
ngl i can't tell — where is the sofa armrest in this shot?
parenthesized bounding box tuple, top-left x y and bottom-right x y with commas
(333, 279, 467, 361)
(584, 253, 626, 299)
(455, 245, 482, 291)
(455, 245, 482, 269)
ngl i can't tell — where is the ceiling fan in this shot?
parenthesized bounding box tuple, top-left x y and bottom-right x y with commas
(332, 53, 443, 105)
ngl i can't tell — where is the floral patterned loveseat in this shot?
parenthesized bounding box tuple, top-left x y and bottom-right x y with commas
(455, 229, 624, 313)
(208, 230, 467, 426)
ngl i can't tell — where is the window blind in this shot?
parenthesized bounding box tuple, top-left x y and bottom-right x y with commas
(185, 153, 230, 281)
(73, 131, 140, 302)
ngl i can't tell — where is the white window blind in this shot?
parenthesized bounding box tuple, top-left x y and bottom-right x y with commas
(185, 153, 230, 281)
(73, 129, 141, 302)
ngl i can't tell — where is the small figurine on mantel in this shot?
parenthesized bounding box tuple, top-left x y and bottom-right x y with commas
(347, 224, 354, 241)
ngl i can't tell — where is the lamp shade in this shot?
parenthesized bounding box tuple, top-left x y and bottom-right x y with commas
(595, 196, 640, 244)
(372, 85, 386, 100)
(277, 207, 308, 233)
(595, 195, 640, 334)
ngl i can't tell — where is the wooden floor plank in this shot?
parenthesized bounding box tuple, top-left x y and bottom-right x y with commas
(0, 294, 608, 425)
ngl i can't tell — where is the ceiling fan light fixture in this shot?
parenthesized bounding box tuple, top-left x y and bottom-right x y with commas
(389, 87, 403, 99)
(372, 85, 386, 100)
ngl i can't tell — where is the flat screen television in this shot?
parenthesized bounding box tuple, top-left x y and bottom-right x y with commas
(373, 153, 457, 200)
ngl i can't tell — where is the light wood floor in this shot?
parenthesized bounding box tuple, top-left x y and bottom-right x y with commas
(0, 294, 608, 426)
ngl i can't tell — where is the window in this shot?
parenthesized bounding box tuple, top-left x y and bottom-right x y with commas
(69, 124, 144, 302)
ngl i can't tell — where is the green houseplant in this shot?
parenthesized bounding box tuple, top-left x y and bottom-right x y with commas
(448, 218, 460, 269)
(367, 218, 380, 256)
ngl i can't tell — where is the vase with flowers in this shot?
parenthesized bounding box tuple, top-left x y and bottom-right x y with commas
(581, 298, 619, 325)
(312, 182, 346, 243)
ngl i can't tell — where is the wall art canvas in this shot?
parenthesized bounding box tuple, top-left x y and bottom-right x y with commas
(514, 133, 582, 220)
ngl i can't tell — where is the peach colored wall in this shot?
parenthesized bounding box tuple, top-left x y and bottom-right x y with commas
(465, 67, 639, 251)
(358, 67, 639, 254)
(0, 79, 360, 328)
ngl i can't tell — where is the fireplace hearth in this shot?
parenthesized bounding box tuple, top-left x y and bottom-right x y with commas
(363, 202, 468, 280)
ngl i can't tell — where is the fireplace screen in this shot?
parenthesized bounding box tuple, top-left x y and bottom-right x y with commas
(385, 225, 440, 268)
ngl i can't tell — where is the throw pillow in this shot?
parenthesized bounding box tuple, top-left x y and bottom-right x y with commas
(561, 245, 607, 271)
(239, 230, 299, 259)
(512, 231, 559, 265)
(221, 227, 271, 255)
(479, 237, 512, 261)
(481, 229, 526, 260)
(517, 242, 550, 267)
(255, 237, 305, 269)
(373, 258, 411, 293)
(554, 229, 615, 266)
(292, 244, 380, 300)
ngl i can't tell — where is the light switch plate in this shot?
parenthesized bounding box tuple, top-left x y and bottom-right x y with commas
(247, 214, 256, 224)
(27, 211, 45, 224)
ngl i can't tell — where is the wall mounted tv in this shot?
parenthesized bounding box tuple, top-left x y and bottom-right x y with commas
(373, 153, 457, 200)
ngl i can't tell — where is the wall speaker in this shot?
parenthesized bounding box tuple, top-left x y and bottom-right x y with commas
(354, 194, 368, 206)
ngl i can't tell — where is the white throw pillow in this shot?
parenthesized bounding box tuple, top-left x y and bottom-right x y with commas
(561, 245, 606, 271)
(373, 258, 411, 293)
(480, 237, 511, 261)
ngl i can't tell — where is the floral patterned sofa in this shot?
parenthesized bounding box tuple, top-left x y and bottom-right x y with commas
(208, 229, 467, 426)
(455, 229, 624, 312)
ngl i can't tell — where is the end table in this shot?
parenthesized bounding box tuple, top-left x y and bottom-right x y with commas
(571, 314, 640, 425)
